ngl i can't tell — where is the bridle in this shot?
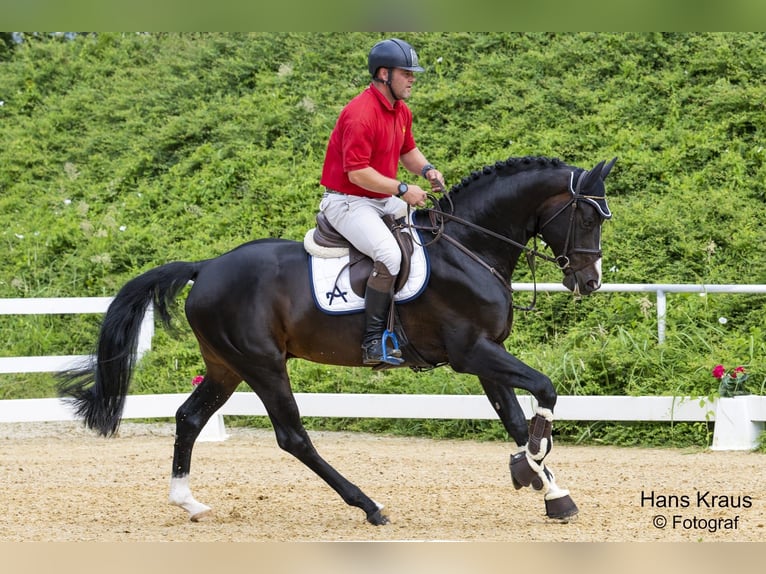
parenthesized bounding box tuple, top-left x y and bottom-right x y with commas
(536, 171, 611, 275)
(411, 170, 611, 309)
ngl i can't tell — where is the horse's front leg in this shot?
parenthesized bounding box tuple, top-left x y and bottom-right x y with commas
(168, 375, 236, 521)
(455, 340, 578, 521)
(508, 406, 578, 520)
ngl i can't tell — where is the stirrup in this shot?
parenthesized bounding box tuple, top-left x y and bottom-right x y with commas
(381, 329, 403, 364)
(362, 335, 403, 366)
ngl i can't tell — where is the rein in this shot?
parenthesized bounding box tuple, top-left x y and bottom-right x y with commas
(410, 170, 601, 310)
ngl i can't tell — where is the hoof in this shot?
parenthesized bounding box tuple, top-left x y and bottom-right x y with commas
(545, 495, 578, 521)
(190, 508, 212, 522)
(366, 508, 390, 526)
(169, 489, 212, 522)
(510, 453, 543, 490)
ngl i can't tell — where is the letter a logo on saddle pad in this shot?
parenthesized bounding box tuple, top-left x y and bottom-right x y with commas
(306, 219, 430, 315)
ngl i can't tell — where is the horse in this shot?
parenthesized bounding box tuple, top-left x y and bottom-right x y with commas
(58, 155, 616, 526)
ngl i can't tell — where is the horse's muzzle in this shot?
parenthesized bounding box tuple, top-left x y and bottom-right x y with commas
(562, 262, 602, 296)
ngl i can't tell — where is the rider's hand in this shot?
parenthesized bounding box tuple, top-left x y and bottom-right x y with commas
(401, 184, 428, 207)
(425, 169, 446, 193)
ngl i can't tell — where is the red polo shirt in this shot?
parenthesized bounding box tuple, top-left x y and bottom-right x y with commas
(320, 84, 417, 199)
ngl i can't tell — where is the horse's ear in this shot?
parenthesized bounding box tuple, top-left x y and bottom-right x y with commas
(601, 157, 618, 180)
(579, 160, 605, 191)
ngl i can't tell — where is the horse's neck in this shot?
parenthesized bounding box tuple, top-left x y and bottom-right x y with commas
(445, 169, 569, 274)
(453, 169, 568, 234)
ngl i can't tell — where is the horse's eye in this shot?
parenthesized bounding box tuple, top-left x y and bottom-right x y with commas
(581, 216, 596, 230)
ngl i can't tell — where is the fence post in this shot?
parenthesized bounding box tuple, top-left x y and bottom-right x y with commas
(196, 412, 228, 442)
(711, 396, 764, 451)
(136, 303, 154, 360)
(656, 288, 666, 343)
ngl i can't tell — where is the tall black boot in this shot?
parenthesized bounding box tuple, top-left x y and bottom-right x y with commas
(361, 261, 403, 366)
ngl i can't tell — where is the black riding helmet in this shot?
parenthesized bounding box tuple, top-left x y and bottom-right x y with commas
(368, 38, 425, 76)
(368, 38, 424, 99)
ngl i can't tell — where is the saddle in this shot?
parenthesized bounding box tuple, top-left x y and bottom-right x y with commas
(312, 212, 414, 298)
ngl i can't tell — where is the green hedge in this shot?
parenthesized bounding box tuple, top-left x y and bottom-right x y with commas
(1, 33, 764, 447)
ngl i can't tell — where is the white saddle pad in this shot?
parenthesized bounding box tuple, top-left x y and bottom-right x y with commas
(304, 218, 430, 315)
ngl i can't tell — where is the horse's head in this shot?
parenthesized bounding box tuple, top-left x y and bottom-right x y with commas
(537, 158, 616, 297)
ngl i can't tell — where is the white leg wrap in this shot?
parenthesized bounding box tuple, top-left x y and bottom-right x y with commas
(536, 406, 554, 421)
(531, 407, 568, 499)
(519, 445, 570, 500)
(539, 465, 571, 501)
(169, 475, 212, 521)
(520, 445, 546, 491)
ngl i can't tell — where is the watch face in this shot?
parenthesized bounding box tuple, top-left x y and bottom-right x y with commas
(398, 182, 408, 194)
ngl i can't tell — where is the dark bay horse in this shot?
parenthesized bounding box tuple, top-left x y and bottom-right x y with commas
(58, 155, 616, 526)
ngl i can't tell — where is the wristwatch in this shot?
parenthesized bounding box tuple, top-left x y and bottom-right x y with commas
(396, 182, 409, 197)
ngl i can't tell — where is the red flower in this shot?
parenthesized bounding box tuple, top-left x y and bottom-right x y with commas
(714, 364, 751, 397)
(191, 375, 204, 386)
(712, 364, 726, 379)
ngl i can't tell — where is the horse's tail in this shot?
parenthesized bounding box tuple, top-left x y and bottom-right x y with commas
(57, 260, 203, 436)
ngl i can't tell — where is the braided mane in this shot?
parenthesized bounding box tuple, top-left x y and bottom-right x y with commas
(447, 156, 568, 194)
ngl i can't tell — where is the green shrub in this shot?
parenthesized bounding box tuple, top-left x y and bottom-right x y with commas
(1, 33, 764, 449)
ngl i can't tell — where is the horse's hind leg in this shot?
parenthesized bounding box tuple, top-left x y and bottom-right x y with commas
(168, 367, 239, 521)
(243, 364, 388, 525)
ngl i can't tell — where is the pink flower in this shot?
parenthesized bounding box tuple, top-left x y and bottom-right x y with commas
(712, 364, 725, 379)
(191, 375, 204, 386)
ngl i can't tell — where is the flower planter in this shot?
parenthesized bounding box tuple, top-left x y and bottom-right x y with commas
(711, 395, 763, 451)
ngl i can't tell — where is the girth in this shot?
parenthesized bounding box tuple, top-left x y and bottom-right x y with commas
(313, 212, 414, 297)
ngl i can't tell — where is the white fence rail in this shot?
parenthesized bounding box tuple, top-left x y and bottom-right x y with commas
(0, 297, 154, 373)
(514, 282, 766, 343)
(1, 286, 765, 450)
(0, 392, 763, 450)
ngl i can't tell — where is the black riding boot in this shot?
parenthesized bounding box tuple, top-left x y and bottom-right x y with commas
(361, 262, 403, 366)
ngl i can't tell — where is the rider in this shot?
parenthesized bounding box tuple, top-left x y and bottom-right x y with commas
(319, 37, 446, 366)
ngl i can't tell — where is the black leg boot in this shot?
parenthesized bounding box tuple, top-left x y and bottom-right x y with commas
(361, 261, 403, 366)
